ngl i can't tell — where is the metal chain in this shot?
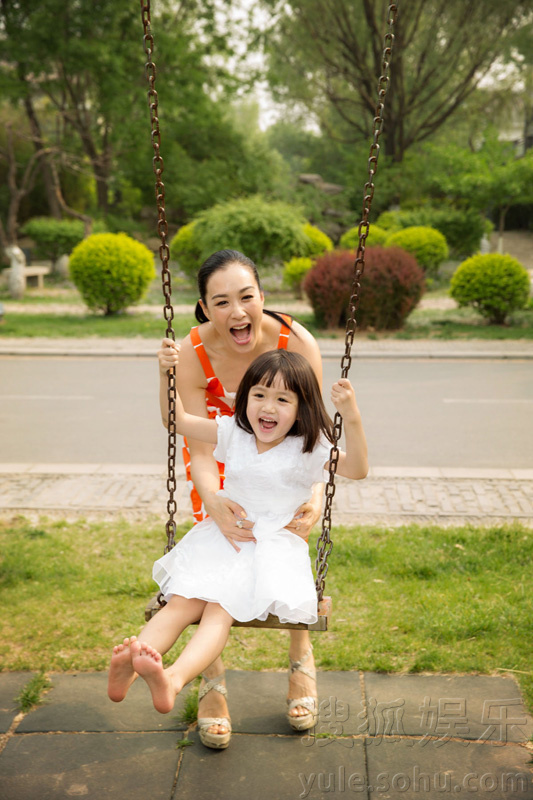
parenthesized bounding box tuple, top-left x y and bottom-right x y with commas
(140, 0, 177, 558)
(315, 3, 398, 603)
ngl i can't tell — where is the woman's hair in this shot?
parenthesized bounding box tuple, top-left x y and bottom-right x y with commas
(194, 249, 295, 333)
(234, 350, 333, 453)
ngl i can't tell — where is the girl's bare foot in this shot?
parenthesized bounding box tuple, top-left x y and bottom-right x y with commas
(131, 640, 180, 714)
(108, 636, 138, 702)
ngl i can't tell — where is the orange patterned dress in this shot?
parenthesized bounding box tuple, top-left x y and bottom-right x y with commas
(183, 316, 291, 522)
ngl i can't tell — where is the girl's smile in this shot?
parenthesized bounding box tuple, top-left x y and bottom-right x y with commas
(246, 377, 299, 453)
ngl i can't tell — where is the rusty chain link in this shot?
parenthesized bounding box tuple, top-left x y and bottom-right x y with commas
(140, 1, 177, 565)
(315, 3, 398, 603)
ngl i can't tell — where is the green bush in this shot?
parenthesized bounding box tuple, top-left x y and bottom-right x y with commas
(283, 256, 313, 297)
(21, 218, 106, 262)
(302, 223, 333, 257)
(375, 210, 402, 232)
(386, 226, 449, 274)
(169, 221, 202, 276)
(192, 195, 309, 268)
(377, 207, 486, 257)
(339, 224, 388, 250)
(450, 253, 530, 324)
(69, 233, 155, 315)
(304, 247, 425, 330)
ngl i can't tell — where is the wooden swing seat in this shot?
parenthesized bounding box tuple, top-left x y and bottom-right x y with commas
(145, 594, 332, 630)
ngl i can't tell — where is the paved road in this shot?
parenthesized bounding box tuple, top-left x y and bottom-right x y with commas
(1, 355, 532, 468)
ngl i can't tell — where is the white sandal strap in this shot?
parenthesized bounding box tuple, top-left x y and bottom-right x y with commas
(289, 645, 315, 680)
(198, 673, 227, 701)
(287, 696, 317, 714)
(197, 716, 232, 732)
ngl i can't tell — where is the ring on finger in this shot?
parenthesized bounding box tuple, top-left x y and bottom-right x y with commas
(236, 519, 243, 529)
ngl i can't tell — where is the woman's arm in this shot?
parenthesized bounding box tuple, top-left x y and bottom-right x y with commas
(158, 338, 217, 444)
(329, 379, 368, 480)
(169, 337, 255, 551)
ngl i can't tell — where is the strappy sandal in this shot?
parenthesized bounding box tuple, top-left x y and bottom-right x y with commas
(197, 672, 232, 749)
(286, 645, 318, 732)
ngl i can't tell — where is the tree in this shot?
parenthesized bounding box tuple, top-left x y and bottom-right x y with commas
(0, 0, 286, 226)
(259, 0, 532, 162)
(419, 137, 533, 250)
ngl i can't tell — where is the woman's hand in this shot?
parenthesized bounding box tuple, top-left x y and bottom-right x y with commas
(204, 493, 255, 553)
(158, 337, 180, 377)
(285, 497, 322, 542)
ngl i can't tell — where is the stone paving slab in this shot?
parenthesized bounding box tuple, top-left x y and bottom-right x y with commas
(226, 670, 363, 735)
(174, 730, 367, 800)
(0, 673, 32, 734)
(1, 468, 532, 527)
(0, 731, 180, 800)
(0, 671, 531, 800)
(16, 673, 187, 734)
(365, 739, 533, 800)
(363, 673, 533, 743)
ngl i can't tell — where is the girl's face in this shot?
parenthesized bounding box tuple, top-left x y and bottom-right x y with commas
(246, 374, 299, 453)
(200, 264, 264, 352)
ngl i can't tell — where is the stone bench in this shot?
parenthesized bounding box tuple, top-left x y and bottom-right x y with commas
(25, 265, 51, 289)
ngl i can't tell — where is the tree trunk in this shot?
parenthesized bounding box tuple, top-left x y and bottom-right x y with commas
(23, 93, 62, 218)
(497, 206, 509, 254)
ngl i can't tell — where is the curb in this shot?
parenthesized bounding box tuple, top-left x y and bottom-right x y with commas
(1, 338, 533, 360)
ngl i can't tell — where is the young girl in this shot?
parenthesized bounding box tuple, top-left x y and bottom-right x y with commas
(108, 349, 367, 722)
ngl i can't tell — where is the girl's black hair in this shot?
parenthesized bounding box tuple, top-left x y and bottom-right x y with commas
(194, 249, 296, 333)
(234, 350, 333, 453)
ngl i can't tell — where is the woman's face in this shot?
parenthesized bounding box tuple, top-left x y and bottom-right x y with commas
(200, 263, 265, 352)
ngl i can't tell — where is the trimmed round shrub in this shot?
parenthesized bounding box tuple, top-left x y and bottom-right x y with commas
(386, 226, 449, 274)
(21, 217, 106, 262)
(302, 223, 333, 257)
(450, 253, 530, 324)
(169, 221, 201, 276)
(283, 256, 313, 297)
(69, 233, 155, 315)
(192, 195, 309, 270)
(304, 247, 425, 330)
(339, 224, 388, 250)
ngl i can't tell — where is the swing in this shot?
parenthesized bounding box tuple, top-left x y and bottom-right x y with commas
(140, 1, 398, 630)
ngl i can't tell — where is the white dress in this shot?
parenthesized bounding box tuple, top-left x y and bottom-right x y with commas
(152, 416, 330, 624)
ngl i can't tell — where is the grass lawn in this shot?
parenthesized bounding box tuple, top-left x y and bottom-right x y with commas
(2, 306, 533, 340)
(0, 312, 196, 338)
(1, 515, 531, 712)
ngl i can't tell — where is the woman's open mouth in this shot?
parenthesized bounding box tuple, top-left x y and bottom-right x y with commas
(230, 323, 252, 345)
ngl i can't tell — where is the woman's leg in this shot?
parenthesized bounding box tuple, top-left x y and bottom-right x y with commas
(287, 629, 317, 718)
(197, 655, 229, 736)
(108, 595, 206, 702)
(133, 602, 233, 713)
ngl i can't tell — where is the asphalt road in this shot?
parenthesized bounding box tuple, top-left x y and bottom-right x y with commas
(1, 355, 532, 468)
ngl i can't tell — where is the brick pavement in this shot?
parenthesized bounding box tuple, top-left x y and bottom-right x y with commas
(1, 463, 531, 526)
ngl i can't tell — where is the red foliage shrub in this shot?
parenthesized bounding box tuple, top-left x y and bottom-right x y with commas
(303, 247, 425, 330)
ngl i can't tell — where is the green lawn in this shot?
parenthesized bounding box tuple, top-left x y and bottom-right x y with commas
(2, 306, 533, 340)
(1, 516, 531, 712)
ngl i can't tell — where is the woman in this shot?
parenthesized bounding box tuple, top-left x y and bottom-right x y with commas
(158, 249, 325, 748)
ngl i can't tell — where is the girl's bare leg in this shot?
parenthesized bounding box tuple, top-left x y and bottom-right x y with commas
(288, 629, 317, 718)
(132, 602, 233, 713)
(108, 595, 205, 702)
